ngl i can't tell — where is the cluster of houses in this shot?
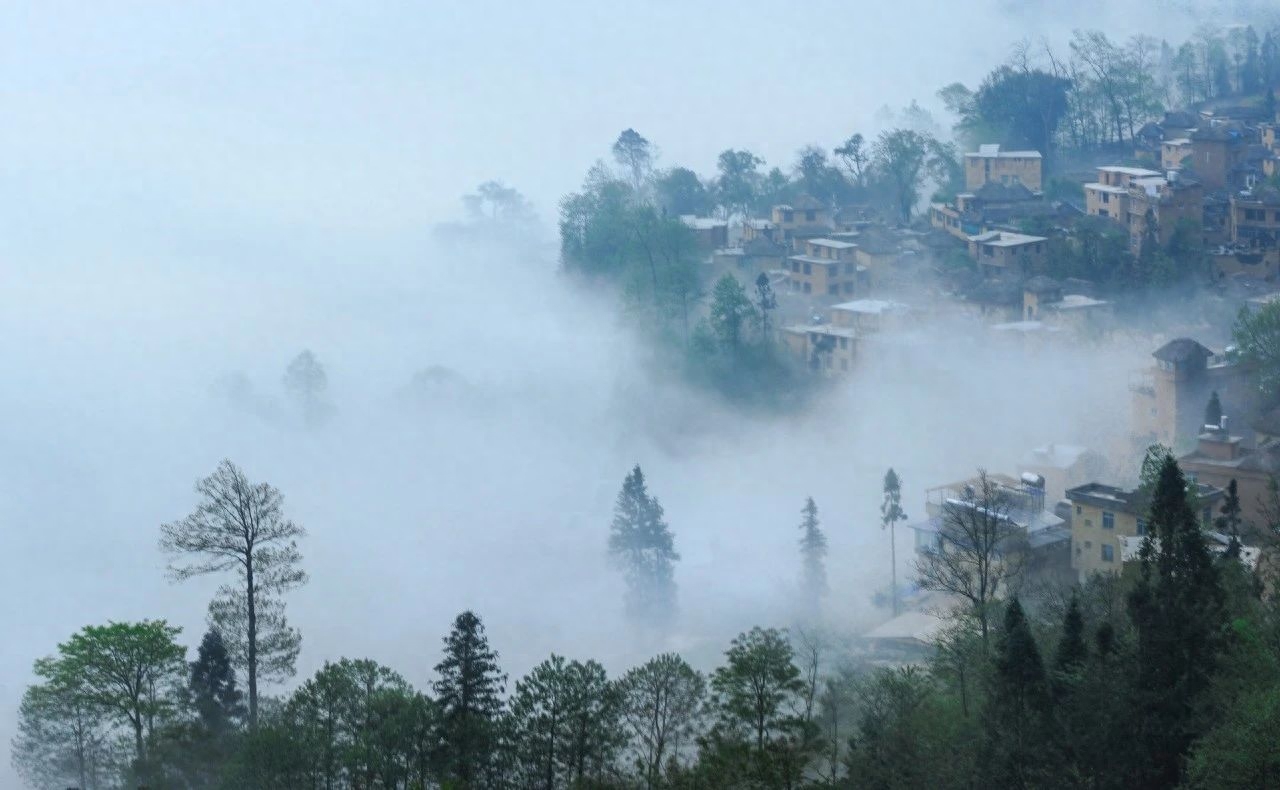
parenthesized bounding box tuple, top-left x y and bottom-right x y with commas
(868, 333, 1278, 656)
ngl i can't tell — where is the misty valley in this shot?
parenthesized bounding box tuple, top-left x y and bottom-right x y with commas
(8, 3, 1280, 789)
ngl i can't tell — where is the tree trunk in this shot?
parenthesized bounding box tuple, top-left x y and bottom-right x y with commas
(891, 524, 899, 616)
(247, 558, 258, 728)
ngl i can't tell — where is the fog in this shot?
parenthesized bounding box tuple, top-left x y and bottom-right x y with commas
(0, 1, 1253, 786)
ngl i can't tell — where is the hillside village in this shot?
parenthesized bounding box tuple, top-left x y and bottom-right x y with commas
(23, 15, 1280, 790)
(556, 26, 1280, 660)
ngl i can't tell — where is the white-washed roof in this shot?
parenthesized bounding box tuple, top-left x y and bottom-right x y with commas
(680, 215, 727, 230)
(969, 144, 1042, 159)
(968, 230, 1047, 247)
(831, 299, 909, 315)
(808, 238, 858, 250)
(1098, 165, 1161, 177)
(864, 611, 947, 643)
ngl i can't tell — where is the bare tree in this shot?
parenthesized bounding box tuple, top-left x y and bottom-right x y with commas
(913, 470, 1025, 646)
(158, 459, 307, 726)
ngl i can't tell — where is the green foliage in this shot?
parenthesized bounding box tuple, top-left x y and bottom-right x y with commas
(708, 273, 755, 352)
(970, 66, 1072, 156)
(434, 610, 507, 787)
(608, 465, 679, 628)
(798, 497, 828, 614)
(705, 627, 814, 788)
(713, 149, 764, 217)
(1234, 299, 1280, 402)
(654, 167, 711, 217)
(11, 661, 115, 790)
(983, 598, 1055, 788)
(617, 654, 706, 788)
(842, 666, 974, 790)
(508, 655, 623, 788)
(1127, 455, 1226, 786)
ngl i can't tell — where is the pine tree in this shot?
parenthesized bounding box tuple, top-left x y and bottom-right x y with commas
(189, 629, 245, 734)
(1216, 478, 1244, 554)
(984, 598, 1052, 789)
(608, 465, 680, 628)
(880, 469, 908, 616)
(1127, 455, 1226, 787)
(1205, 390, 1223, 428)
(1053, 595, 1088, 677)
(434, 611, 506, 787)
(797, 497, 828, 617)
(754, 272, 777, 340)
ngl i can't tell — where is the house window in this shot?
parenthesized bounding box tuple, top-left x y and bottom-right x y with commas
(1102, 544, 1115, 562)
(803, 282, 811, 294)
(983, 246, 993, 257)
(805, 210, 816, 222)
(1102, 512, 1114, 529)
(1085, 519, 1093, 527)
(1102, 192, 1110, 203)
(844, 282, 854, 293)
(1075, 505, 1082, 515)
(783, 210, 794, 222)
(839, 337, 848, 349)
(1085, 540, 1092, 548)
(845, 263, 854, 275)
(804, 263, 812, 275)
(1137, 518, 1147, 536)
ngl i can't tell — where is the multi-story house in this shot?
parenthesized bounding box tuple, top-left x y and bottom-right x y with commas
(784, 238, 864, 299)
(1189, 125, 1249, 191)
(1125, 173, 1203, 252)
(1083, 166, 1161, 221)
(1129, 338, 1260, 453)
(910, 472, 1072, 586)
(770, 195, 833, 249)
(1230, 187, 1280, 253)
(1161, 138, 1193, 170)
(1179, 419, 1280, 539)
(1065, 481, 1226, 580)
(779, 322, 857, 375)
(964, 144, 1043, 191)
(967, 230, 1048, 276)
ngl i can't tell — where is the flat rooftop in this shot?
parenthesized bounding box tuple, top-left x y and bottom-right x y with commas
(1098, 165, 1162, 177)
(969, 230, 1048, 247)
(808, 238, 858, 249)
(1084, 183, 1128, 194)
(831, 299, 909, 315)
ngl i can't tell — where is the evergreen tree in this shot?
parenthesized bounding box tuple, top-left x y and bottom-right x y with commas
(1053, 595, 1088, 677)
(608, 465, 680, 628)
(797, 497, 828, 617)
(754, 272, 777, 340)
(433, 611, 506, 787)
(1206, 390, 1223, 429)
(708, 274, 757, 353)
(880, 468, 908, 616)
(1127, 455, 1227, 787)
(1217, 478, 1244, 552)
(188, 629, 245, 734)
(984, 598, 1053, 789)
